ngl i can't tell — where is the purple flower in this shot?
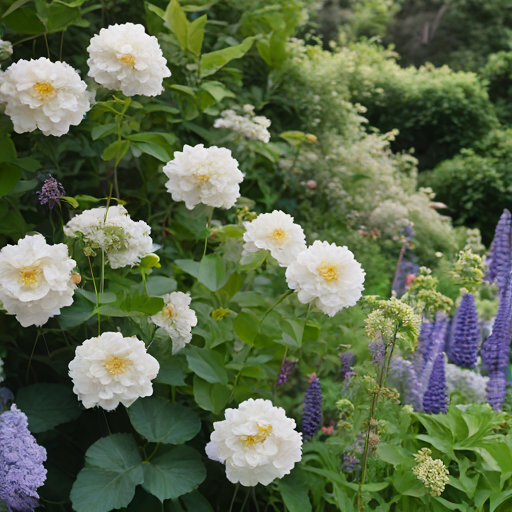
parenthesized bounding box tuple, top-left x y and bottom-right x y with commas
(0, 405, 47, 512)
(486, 369, 507, 412)
(342, 454, 360, 473)
(417, 321, 435, 362)
(388, 356, 422, 411)
(340, 352, 355, 381)
(422, 353, 449, 414)
(450, 294, 480, 369)
(487, 209, 512, 292)
(302, 374, 322, 440)
(369, 341, 386, 366)
(0, 387, 14, 413)
(36, 175, 65, 209)
(276, 359, 297, 387)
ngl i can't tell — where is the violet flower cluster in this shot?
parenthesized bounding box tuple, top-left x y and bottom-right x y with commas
(36, 175, 66, 209)
(422, 353, 449, 414)
(340, 352, 355, 381)
(450, 293, 480, 369)
(487, 209, 512, 292)
(302, 374, 322, 440)
(276, 358, 297, 387)
(0, 405, 47, 512)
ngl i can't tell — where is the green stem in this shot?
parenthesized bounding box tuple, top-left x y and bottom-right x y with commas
(202, 208, 214, 258)
(146, 442, 160, 462)
(88, 256, 101, 336)
(252, 488, 261, 512)
(26, 329, 41, 382)
(228, 484, 240, 512)
(240, 489, 251, 512)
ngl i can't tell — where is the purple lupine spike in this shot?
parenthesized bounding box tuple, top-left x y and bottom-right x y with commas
(276, 359, 297, 387)
(340, 352, 355, 381)
(302, 374, 322, 440)
(487, 209, 512, 291)
(388, 356, 422, 411)
(450, 294, 480, 369)
(486, 369, 507, 412)
(36, 174, 66, 209)
(422, 353, 449, 414)
(0, 405, 47, 512)
(417, 321, 435, 362)
(369, 341, 386, 366)
(0, 387, 14, 413)
(342, 454, 360, 474)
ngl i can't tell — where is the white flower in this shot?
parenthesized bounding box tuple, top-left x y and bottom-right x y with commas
(214, 107, 271, 143)
(87, 23, 171, 97)
(242, 211, 306, 267)
(205, 398, 302, 486)
(445, 363, 488, 403)
(64, 205, 152, 269)
(285, 241, 365, 316)
(0, 40, 13, 61)
(68, 332, 159, 411)
(163, 144, 244, 210)
(0, 58, 90, 136)
(0, 234, 76, 327)
(151, 292, 197, 354)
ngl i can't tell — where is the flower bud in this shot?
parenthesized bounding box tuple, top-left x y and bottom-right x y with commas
(0, 40, 13, 62)
(70, 273, 82, 285)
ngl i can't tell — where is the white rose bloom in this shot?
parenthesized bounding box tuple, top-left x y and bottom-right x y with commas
(243, 210, 306, 267)
(0, 234, 76, 327)
(68, 332, 159, 411)
(64, 205, 153, 269)
(205, 398, 302, 486)
(87, 23, 171, 97)
(163, 144, 244, 210)
(151, 292, 197, 354)
(0, 58, 90, 136)
(285, 241, 365, 317)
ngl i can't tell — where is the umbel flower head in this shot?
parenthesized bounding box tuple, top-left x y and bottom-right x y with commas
(302, 374, 322, 440)
(285, 241, 365, 317)
(64, 205, 153, 269)
(163, 144, 244, 210)
(450, 293, 479, 369)
(214, 106, 271, 143)
(422, 352, 448, 414)
(0, 405, 47, 512)
(36, 174, 65, 209)
(0, 58, 90, 136)
(412, 448, 449, 497)
(68, 332, 160, 410)
(242, 210, 307, 267)
(151, 292, 197, 354)
(205, 398, 302, 486)
(87, 23, 171, 96)
(0, 234, 76, 327)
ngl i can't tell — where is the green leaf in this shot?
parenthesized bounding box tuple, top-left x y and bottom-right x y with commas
(239, 250, 267, 272)
(200, 37, 254, 78)
(76, 289, 117, 304)
(198, 254, 230, 291)
(16, 383, 82, 433)
(142, 445, 206, 502)
(60, 196, 79, 208)
(193, 376, 230, 414)
(233, 310, 260, 345)
(155, 358, 186, 386)
(164, 0, 188, 50)
(102, 140, 130, 165)
(91, 123, 117, 140)
(376, 443, 411, 466)
(58, 294, 95, 329)
(128, 396, 201, 444)
(70, 434, 144, 512)
(146, 276, 178, 296)
(0, 137, 16, 163)
(277, 469, 312, 512)
(133, 142, 171, 162)
(4, 4, 46, 34)
(0, 163, 22, 197)
(47, 2, 78, 31)
(2, 0, 32, 18)
(186, 347, 228, 385)
(188, 14, 206, 56)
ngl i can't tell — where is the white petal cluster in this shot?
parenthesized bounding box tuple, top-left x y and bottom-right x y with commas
(0, 58, 90, 136)
(68, 332, 159, 411)
(163, 144, 244, 210)
(0, 234, 76, 327)
(243, 211, 307, 267)
(206, 398, 302, 486)
(445, 363, 488, 403)
(286, 241, 365, 316)
(87, 23, 171, 97)
(151, 292, 197, 354)
(214, 106, 271, 143)
(64, 205, 152, 269)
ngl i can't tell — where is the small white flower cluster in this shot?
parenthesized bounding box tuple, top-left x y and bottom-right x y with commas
(151, 292, 197, 354)
(206, 398, 302, 486)
(445, 363, 488, 403)
(412, 448, 449, 497)
(0, 23, 170, 136)
(214, 105, 271, 143)
(64, 205, 153, 269)
(0, 234, 76, 327)
(68, 332, 159, 411)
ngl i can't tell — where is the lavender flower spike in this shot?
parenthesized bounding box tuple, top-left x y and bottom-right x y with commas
(276, 359, 297, 387)
(487, 209, 512, 291)
(36, 174, 65, 209)
(451, 293, 480, 369)
(340, 352, 355, 381)
(423, 353, 449, 414)
(0, 405, 47, 512)
(302, 374, 322, 440)
(486, 369, 507, 412)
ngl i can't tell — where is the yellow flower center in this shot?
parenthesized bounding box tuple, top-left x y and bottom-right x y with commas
(162, 305, 176, 318)
(272, 228, 286, 242)
(119, 54, 136, 66)
(104, 355, 132, 375)
(195, 173, 210, 183)
(20, 267, 40, 286)
(33, 82, 55, 99)
(241, 423, 273, 446)
(317, 262, 338, 283)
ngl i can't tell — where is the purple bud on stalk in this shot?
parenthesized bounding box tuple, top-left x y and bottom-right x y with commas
(36, 174, 65, 209)
(302, 374, 322, 440)
(340, 352, 355, 381)
(276, 359, 297, 387)
(422, 353, 449, 414)
(451, 294, 480, 369)
(342, 454, 360, 474)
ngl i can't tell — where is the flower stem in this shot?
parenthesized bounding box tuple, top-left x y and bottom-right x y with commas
(252, 488, 261, 512)
(88, 256, 101, 336)
(228, 484, 240, 512)
(240, 488, 251, 512)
